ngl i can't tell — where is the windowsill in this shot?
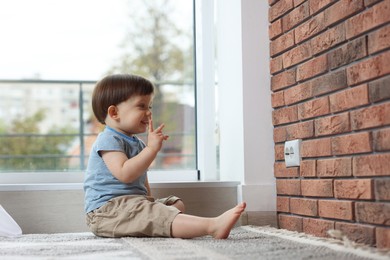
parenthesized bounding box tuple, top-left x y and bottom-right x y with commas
(0, 170, 199, 184)
(0, 181, 240, 191)
(150, 181, 240, 188)
(0, 183, 83, 191)
(0, 170, 240, 191)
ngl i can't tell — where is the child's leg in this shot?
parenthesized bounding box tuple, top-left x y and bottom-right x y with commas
(171, 202, 246, 239)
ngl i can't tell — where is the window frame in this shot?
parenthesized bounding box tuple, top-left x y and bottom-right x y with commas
(194, 0, 218, 181)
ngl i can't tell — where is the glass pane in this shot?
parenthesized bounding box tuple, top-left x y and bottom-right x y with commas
(0, 82, 83, 171)
(0, 0, 195, 172)
(138, 82, 196, 170)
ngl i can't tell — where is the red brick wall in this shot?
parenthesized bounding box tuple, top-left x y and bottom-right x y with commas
(269, 0, 390, 248)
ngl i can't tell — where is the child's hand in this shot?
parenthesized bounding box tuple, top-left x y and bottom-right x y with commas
(147, 118, 169, 153)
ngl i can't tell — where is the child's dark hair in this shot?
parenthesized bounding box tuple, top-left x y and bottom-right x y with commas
(92, 74, 154, 124)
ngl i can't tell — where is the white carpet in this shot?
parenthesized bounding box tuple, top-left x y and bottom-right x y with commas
(0, 226, 388, 259)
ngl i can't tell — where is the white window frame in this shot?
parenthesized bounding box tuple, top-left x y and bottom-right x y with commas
(194, 0, 218, 181)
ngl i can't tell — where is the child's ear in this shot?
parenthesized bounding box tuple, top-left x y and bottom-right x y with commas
(107, 105, 119, 120)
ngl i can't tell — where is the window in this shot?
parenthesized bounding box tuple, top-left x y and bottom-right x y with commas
(0, 0, 199, 182)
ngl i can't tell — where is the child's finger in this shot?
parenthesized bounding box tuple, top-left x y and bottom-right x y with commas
(155, 123, 165, 133)
(149, 118, 154, 132)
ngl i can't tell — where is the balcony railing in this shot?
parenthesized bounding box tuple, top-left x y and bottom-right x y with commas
(0, 79, 196, 172)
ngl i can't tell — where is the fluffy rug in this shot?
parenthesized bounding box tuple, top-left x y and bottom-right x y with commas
(0, 226, 388, 259)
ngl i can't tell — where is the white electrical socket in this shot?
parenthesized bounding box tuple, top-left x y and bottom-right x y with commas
(284, 139, 302, 167)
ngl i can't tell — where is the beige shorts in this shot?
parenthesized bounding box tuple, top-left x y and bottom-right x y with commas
(86, 195, 181, 238)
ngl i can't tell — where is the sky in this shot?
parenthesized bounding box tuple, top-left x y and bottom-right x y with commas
(0, 0, 192, 81)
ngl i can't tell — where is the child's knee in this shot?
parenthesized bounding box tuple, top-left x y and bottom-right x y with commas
(173, 200, 185, 213)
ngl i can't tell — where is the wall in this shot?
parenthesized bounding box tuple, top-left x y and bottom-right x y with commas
(216, 0, 275, 213)
(269, 0, 390, 248)
(0, 184, 238, 234)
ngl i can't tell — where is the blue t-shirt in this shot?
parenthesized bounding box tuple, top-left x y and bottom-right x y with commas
(84, 126, 148, 213)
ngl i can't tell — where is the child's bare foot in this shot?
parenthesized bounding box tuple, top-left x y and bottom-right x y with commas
(210, 202, 246, 239)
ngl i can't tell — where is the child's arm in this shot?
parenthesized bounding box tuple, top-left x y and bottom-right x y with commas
(102, 119, 168, 183)
(144, 176, 151, 196)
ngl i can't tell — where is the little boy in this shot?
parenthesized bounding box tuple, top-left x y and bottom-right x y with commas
(84, 74, 246, 238)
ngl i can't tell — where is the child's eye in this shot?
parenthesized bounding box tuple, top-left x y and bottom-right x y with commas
(148, 106, 153, 110)
(138, 104, 148, 109)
